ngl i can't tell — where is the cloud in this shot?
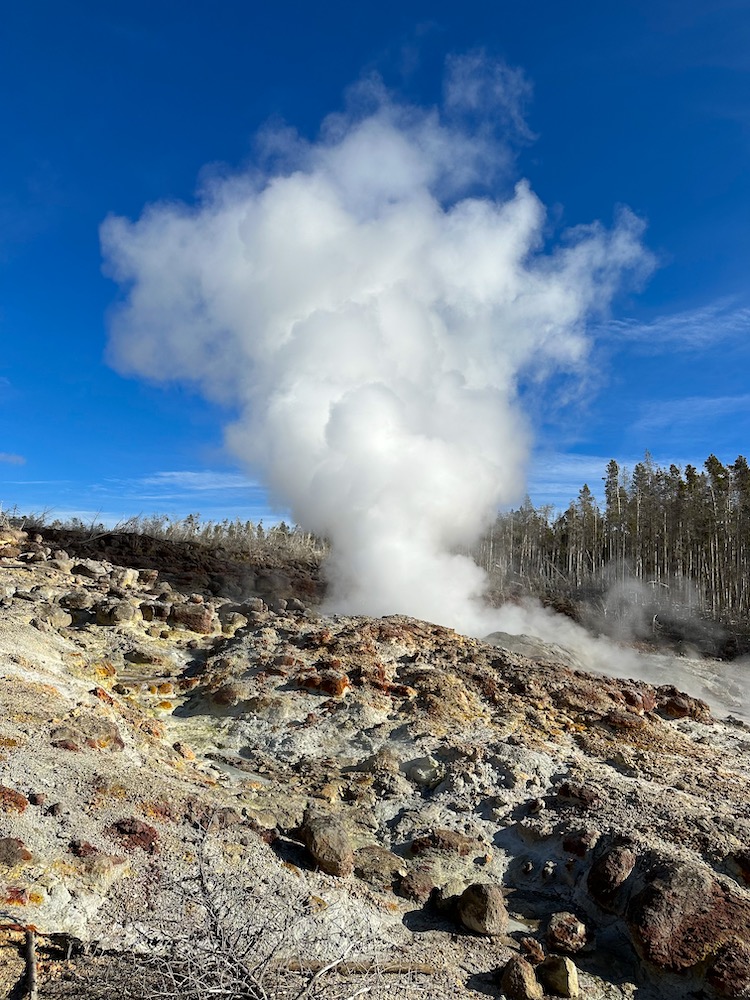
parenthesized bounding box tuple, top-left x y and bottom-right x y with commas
(0, 452, 26, 465)
(102, 55, 651, 633)
(444, 49, 535, 140)
(633, 393, 750, 433)
(608, 298, 750, 352)
(139, 471, 260, 491)
(527, 452, 616, 506)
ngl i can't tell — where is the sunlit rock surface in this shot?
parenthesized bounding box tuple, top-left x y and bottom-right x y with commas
(0, 525, 748, 998)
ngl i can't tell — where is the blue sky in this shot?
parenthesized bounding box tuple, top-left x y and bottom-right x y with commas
(2, 0, 750, 525)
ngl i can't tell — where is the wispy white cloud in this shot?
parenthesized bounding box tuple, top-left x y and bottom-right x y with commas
(0, 452, 25, 465)
(608, 299, 750, 352)
(527, 452, 615, 507)
(633, 393, 750, 433)
(137, 471, 260, 491)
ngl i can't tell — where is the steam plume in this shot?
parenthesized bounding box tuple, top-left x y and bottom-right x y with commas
(102, 58, 649, 632)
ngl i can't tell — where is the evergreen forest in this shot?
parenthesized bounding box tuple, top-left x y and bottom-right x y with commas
(475, 453, 750, 629)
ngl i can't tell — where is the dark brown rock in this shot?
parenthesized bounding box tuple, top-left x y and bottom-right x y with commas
(556, 782, 600, 808)
(519, 936, 545, 964)
(563, 828, 601, 857)
(398, 867, 435, 904)
(588, 845, 637, 911)
(302, 812, 353, 877)
(498, 955, 543, 1000)
(354, 845, 407, 891)
(728, 848, 750, 887)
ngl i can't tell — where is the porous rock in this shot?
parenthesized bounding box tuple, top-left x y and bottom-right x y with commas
(626, 860, 750, 975)
(547, 911, 588, 953)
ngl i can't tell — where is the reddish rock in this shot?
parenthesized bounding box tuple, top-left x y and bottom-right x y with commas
(547, 911, 589, 953)
(707, 937, 750, 998)
(520, 936, 545, 964)
(69, 840, 99, 858)
(626, 862, 750, 973)
(0, 786, 28, 813)
(656, 684, 711, 721)
(107, 818, 159, 854)
(622, 686, 656, 713)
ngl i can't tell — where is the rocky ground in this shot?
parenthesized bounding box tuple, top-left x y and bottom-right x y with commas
(0, 524, 749, 999)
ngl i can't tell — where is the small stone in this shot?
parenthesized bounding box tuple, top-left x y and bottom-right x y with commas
(498, 955, 543, 1000)
(588, 845, 637, 910)
(0, 838, 33, 866)
(354, 845, 407, 892)
(0, 786, 28, 813)
(547, 911, 588, 953)
(173, 741, 196, 760)
(398, 867, 435, 904)
(169, 602, 215, 634)
(107, 818, 159, 854)
(403, 756, 444, 788)
(520, 937, 545, 964)
(538, 955, 580, 997)
(410, 828, 477, 857)
(302, 811, 353, 877)
(556, 782, 600, 808)
(457, 883, 509, 936)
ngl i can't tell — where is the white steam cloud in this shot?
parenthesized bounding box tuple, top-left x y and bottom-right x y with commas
(102, 57, 650, 633)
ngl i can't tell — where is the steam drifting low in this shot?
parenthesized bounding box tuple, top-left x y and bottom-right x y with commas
(102, 58, 650, 633)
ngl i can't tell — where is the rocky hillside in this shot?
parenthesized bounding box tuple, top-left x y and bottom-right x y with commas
(0, 525, 749, 999)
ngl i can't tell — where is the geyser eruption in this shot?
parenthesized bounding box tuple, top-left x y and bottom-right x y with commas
(102, 58, 649, 633)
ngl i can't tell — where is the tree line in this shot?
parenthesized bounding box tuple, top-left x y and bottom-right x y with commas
(474, 453, 750, 624)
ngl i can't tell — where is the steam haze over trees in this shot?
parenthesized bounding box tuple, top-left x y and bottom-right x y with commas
(479, 453, 750, 625)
